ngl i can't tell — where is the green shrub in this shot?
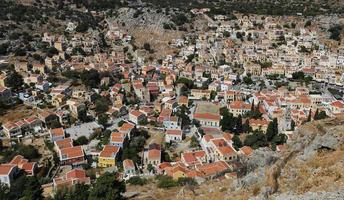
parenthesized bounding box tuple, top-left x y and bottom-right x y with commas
(127, 176, 148, 186)
(156, 175, 177, 188)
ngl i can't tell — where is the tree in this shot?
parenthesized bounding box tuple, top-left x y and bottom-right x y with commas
(69, 183, 90, 200)
(290, 120, 295, 131)
(78, 109, 89, 122)
(21, 176, 43, 200)
(99, 129, 111, 145)
(74, 136, 89, 146)
(223, 31, 230, 37)
(232, 134, 242, 150)
(97, 113, 109, 126)
(177, 77, 194, 89)
(177, 177, 197, 186)
(328, 25, 342, 41)
(313, 109, 319, 121)
(210, 90, 217, 100)
(127, 176, 147, 186)
(80, 69, 100, 88)
(305, 20, 311, 27)
(76, 22, 89, 33)
(244, 130, 268, 149)
(143, 43, 151, 51)
(7, 175, 43, 200)
(316, 110, 327, 120)
(88, 172, 126, 200)
(176, 105, 191, 129)
(266, 118, 278, 141)
(95, 98, 110, 114)
(47, 47, 59, 57)
(52, 186, 69, 200)
(220, 107, 234, 132)
(14, 48, 27, 56)
(156, 175, 177, 188)
(0, 43, 9, 55)
(314, 109, 327, 120)
(5, 71, 24, 91)
(242, 119, 252, 133)
(171, 13, 188, 26)
(117, 120, 125, 127)
(235, 115, 243, 133)
(147, 163, 154, 173)
(189, 135, 199, 148)
(250, 100, 255, 113)
(243, 76, 253, 85)
(307, 109, 312, 122)
(271, 133, 287, 148)
(17, 144, 40, 160)
(0, 182, 9, 200)
(236, 31, 243, 39)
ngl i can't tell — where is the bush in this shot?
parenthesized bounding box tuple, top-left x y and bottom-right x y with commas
(177, 177, 197, 186)
(74, 136, 89, 146)
(328, 25, 343, 41)
(156, 175, 177, 188)
(171, 14, 188, 26)
(1, 144, 40, 163)
(127, 176, 147, 186)
(143, 43, 151, 51)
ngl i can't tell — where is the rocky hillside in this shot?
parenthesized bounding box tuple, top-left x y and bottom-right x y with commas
(130, 116, 344, 200)
(232, 116, 344, 200)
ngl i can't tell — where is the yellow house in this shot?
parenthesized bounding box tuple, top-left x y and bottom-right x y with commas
(166, 165, 189, 180)
(52, 94, 66, 107)
(98, 145, 120, 168)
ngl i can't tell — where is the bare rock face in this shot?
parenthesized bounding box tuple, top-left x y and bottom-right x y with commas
(234, 148, 280, 190)
(262, 117, 344, 199)
(229, 117, 344, 200)
(293, 121, 344, 162)
(273, 190, 344, 200)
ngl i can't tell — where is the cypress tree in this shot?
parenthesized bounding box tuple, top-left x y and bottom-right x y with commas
(307, 109, 312, 122)
(232, 134, 243, 150)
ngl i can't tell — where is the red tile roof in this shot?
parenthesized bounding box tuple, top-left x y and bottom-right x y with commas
(229, 101, 251, 110)
(99, 145, 120, 158)
(0, 164, 16, 175)
(166, 129, 182, 136)
(217, 146, 236, 156)
(194, 113, 220, 121)
(66, 169, 87, 179)
(130, 110, 144, 117)
(119, 122, 135, 132)
(55, 138, 73, 150)
(60, 146, 84, 160)
(239, 146, 254, 156)
(148, 149, 161, 160)
(203, 134, 214, 142)
(331, 100, 344, 108)
(123, 159, 135, 170)
(196, 161, 230, 176)
(51, 128, 64, 137)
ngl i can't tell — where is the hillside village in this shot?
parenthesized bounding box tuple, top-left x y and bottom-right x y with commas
(0, 1, 344, 199)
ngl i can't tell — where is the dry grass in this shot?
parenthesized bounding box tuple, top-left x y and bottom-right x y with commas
(278, 145, 344, 194)
(128, 27, 183, 60)
(252, 185, 261, 196)
(0, 104, 38, 123)
(195, 103, 220, 115)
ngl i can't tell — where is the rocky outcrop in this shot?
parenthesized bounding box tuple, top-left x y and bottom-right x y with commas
(273, 190, 344, 200)
(233, 148, 280, 190)
(262, 116, 344, 199)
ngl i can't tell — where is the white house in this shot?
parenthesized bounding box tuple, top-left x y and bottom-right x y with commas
(0, 164, 17, 187)
(129, 110, 146, 125)
(163, 116, 181, 130)
(165, 129, 183, 143)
